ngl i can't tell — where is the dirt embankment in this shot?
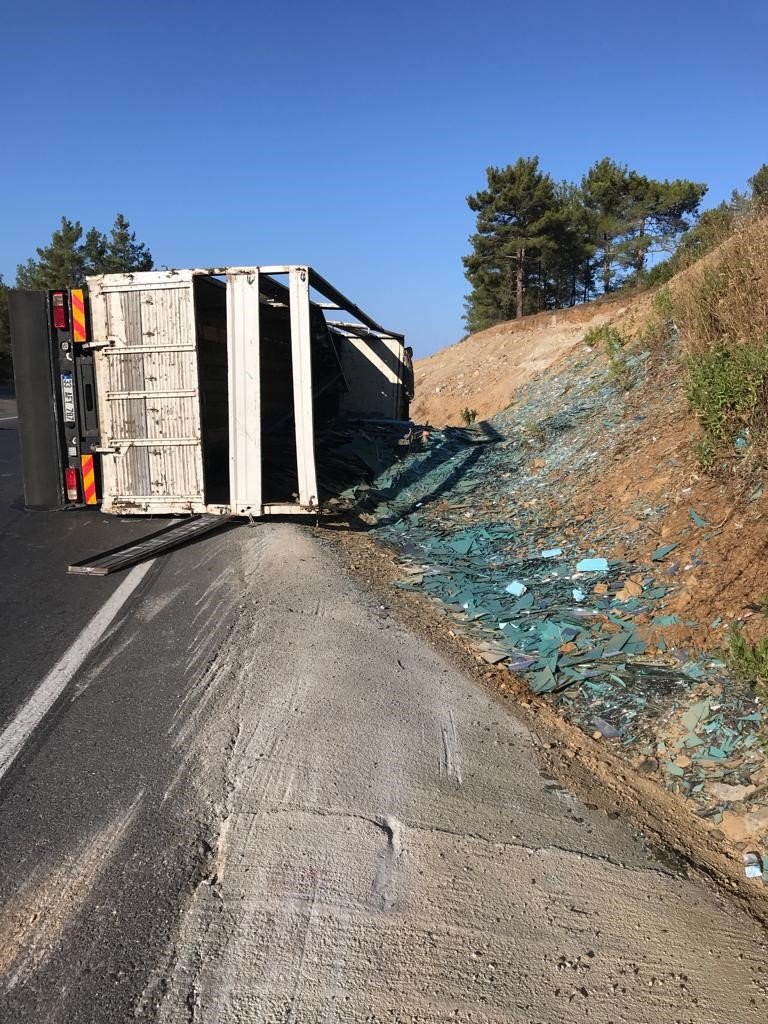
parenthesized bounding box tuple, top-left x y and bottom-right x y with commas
(412, 286, 768, 659)
(393, 275, 768, 872)
(412, 295, 640, 426)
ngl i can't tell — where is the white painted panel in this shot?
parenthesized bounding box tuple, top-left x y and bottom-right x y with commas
(227, 271, 262, 515)
(289, 267, 318, 508)
(90, 276, 204, 514)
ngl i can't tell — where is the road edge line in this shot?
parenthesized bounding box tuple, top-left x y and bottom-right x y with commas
(0, 560, 155, 782)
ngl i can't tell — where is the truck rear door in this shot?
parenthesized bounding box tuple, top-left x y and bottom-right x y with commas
(88, 271, 206, 514)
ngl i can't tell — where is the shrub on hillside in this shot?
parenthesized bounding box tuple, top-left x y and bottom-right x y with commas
(583, 324, 633, 390)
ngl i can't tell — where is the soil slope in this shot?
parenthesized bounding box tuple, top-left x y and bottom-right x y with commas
(412, 295, 641, 426)
(390, 273, 768, 866)
(412, 286, 767, 660)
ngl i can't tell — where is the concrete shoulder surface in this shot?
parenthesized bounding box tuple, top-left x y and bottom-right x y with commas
(153, 525, 768, 1023)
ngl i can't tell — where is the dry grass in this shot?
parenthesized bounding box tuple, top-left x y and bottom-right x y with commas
(666, 215, 768, 470)
(670, 215, 768, 354)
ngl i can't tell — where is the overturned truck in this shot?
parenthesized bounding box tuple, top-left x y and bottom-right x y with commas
(11, 266, 410, 520)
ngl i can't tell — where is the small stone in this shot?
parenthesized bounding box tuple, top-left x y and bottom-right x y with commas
(720, 806, 768, 843)
(707, 782, 757, 803)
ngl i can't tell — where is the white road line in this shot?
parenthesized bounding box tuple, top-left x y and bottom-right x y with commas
(0, 560, 155, 782)
(0, 415, 18, 421)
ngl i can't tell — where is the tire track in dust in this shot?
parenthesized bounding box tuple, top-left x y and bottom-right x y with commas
(0, 792, 144, 989)
(438, 709, 463, 786)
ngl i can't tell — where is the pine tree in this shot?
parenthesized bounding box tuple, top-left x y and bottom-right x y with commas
(82, 227, 108, 275)
(15, 217, 87, 289)
(624, 176, 707, 277)
(15, 214, 154, 290)
(749, 164, 768, 211)
(580, 158, 636, 294)
(102, 213, 153, 273)
(581, 159, 705, 289)
(463, 158, 560, 328)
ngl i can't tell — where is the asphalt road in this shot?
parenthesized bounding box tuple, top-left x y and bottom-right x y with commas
(0, 403, 766, 1023)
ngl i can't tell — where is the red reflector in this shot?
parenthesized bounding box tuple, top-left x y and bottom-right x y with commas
(52, 292, 68, 330)
(65, 467, 79, 502)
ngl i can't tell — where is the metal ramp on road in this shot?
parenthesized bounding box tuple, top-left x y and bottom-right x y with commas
(68, 515, 235, 576)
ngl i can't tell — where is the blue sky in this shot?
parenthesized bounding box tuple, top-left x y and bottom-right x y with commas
(2, 0, 766, 355)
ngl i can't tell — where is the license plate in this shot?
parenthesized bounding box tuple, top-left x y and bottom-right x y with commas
(61, 373, 76, 423)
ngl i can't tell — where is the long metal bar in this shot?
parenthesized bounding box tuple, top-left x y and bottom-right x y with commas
(110, 437, 200, 447)
(111, 494, 202, 501)
(68, 515, 234, 575)
(289, 267, 318, 508)
(94, 269, 195, 293)
(325, 321, 392, 341)
(308, 269, 404, 341)
(262, 502, 316, 515)
(106, 345, 197, 355)
(106, 389, 197, 400)
(227, 269, 263, 515)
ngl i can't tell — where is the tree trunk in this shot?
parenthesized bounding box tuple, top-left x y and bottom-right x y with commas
(634, 218, 647, 278)
(516, 248, 525, 319)
(602, 242, 611, 294)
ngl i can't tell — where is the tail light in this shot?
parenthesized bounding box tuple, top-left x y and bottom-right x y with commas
(65, 467, 79, 502)
(52, 292, 68, 330)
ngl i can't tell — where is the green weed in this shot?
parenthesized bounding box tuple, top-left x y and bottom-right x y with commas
(652, 286, 674, 320)
(584, 324, 633, 390)
(726, 624, 768, 700)
(693, 436, 716, 472)
(685, 341, 768, 454)
(460, 407, 478, 425)
(521, 420, 546, 444)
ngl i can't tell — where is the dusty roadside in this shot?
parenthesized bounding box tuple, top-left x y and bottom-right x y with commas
(152, 521, 767, 1021)
(326, 521, 768, 926)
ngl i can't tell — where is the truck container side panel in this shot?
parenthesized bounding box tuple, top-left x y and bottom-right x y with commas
(227, 272, 262, 514)
(144, 396, 199, 440)
(338, 336, 404, 419)
(89, 279, 117, 508)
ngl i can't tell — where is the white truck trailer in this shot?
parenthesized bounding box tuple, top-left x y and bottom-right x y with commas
(12, 266, 408, 522)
